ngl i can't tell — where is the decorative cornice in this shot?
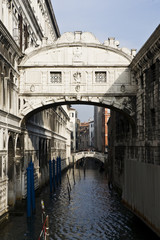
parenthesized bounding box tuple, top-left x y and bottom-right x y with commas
(0, 20, 23, 58)
(22, 0, 44, 40)
(45, 0, 60, 38)
(0, 53, 19, 75)
(0, 109, 21, 121)
(130, 24, 160, 71)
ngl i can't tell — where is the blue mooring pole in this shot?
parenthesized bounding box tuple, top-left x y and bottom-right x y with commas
(56, 157, 59, 186)
(30, 162, 35, 214)
(53, 159, 56, 192)
(49, 160, 52, 194)
(27, 167, 31, 218)
(59, 157, 61, 184)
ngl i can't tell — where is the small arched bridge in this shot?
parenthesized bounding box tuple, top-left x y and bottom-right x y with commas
(72, 151, 107, 163)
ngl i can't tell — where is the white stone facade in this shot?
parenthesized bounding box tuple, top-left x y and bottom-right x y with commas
(0, 0, 60, 51)
(1, 0, 159, 236)
(68, 108, 77, 153)
(18, 31, 136, 123)
(0, 0, 71, 217)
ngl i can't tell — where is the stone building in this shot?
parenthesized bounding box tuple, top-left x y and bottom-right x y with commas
(89, 119, 94, 149)
(68, 107, 77, 153)
(77, 119, 94, 151)
(76, 118, 81, 151)
(0, 0, 71, 216)
(1, 0, 160, 236)
(108, 25, 160, 235)
(107, 110, 131, 190)
(79, 122, 90, 151)
(94, 106, 110, 152)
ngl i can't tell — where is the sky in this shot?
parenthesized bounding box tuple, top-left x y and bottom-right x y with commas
(51, 0, 160, 122)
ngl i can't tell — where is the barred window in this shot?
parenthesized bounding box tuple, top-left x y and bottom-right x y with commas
(95, 72, 107, 83)
(50, 72, 62, 83)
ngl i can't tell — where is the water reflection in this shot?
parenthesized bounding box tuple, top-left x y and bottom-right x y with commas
(0, 159, 159, 240)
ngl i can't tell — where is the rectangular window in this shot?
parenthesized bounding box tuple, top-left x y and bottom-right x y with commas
(95, 72, 107, 83)
(50, 72, 62, 83)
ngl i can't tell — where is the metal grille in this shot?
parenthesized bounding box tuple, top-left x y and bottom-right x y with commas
(50, 72, 62, 83)
(95, 72, 106, 82)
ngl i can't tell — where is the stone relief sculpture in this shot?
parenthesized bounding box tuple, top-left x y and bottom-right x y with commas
(75, 85, 80, 92)
(73, 72, 81, 83)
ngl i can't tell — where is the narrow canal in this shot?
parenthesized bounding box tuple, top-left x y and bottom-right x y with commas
(0, 159, 159, 240)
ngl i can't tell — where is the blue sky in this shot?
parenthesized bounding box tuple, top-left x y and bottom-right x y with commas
(51, 0, 160, 121)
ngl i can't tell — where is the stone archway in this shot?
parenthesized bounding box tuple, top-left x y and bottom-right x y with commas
(18, 31, 137, 122)
(18, 30, 138, 203)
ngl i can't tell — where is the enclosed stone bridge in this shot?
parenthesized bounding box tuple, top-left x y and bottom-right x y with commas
(18, 31, 137, 123)
(72, 151, 107, 163)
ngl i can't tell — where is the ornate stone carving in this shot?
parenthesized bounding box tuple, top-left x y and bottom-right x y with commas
(76, 94, 81, 100)
(121, 85, 126, 92)
(121, 96, 136, 115)
(7, 0, 11, 9)
(30, 85, 35, 92)
(73, 72, 81, 83)
(75, 85, 80, 92)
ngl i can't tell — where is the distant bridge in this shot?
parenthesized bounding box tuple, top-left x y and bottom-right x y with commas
(72, 151, 107, 163)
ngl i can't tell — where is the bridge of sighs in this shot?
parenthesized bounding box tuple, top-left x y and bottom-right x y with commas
(18, 31, 137, 121)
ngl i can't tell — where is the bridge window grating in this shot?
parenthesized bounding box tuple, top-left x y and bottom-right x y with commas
(50, 72, 62, 83)
(95, 72, 107, 83)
